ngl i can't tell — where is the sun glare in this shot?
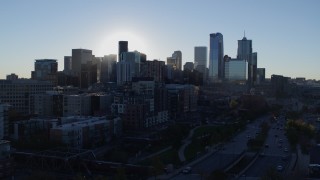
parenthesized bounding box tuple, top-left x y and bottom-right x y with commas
(97, 30, 148, 57)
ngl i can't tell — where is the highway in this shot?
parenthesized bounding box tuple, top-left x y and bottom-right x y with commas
(241, 115, 292, 178)
(170, 115, 269, 180)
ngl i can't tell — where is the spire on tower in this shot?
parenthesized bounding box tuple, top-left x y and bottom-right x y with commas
(244, 30, 246, 38)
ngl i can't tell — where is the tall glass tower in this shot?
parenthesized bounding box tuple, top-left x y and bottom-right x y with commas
(209, 33, 224, 81)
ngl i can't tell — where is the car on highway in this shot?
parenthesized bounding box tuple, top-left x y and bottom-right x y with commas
(181, 166, 192, 174)
(276, 165, 283, 171)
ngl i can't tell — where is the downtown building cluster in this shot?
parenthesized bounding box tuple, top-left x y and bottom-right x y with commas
(0, 33, 265, 151)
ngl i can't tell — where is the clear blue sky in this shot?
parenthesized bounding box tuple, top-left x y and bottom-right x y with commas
(1, 0, 320, 80)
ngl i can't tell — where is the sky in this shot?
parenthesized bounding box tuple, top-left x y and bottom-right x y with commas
(1, 0, 320, 80)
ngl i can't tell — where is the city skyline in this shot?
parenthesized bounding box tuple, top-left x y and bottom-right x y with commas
(1, 0, 320, 80)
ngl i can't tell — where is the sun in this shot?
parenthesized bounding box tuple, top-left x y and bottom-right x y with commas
(96, 30, 148, 57)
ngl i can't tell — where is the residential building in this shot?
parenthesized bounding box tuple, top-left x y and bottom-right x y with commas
(0, 79, 53, 115)
(0, 140, 13, 179)
(34, 91, 63, 118)
(140, 60, 165, 82)
(0, 104, 10, 139)
(50, 116, 121, 148)
(166, 84, 198, 120)
(63, 94, 91, 117)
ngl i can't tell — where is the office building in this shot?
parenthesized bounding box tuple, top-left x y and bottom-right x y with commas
(71, 49, 96, 89)
(194, 46, 207, 70)
(257, 68, 266, 83)
(224, 57, 247, 81)
(209, 33, 224, 81)
(116, 51, 141, 85)
(250, 52, 258, 85)
(118, 41, 128, 62)
(64, 56, 72, 72)
(100, 54, 117, 83)
(31, 59, 58, 85)
(167, 51, 182, 70)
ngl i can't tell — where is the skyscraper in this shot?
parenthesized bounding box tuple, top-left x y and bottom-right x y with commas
(118, 41, 128, 62)
(71, 49, 94, 88)
(209, 33, 224, 81)
(167, 51, 182, 71)
(172, 51, 182, 70)
(31, 59, 58, 85)
(237, 35, 256, 86)
(194, 46, 207, 69)
(100, 54, 117, 83)
(64, 56, 72, 72)
(237, 36, 252, 61)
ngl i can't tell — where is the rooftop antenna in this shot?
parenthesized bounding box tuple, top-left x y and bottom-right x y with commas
(244, 30, 246, 38)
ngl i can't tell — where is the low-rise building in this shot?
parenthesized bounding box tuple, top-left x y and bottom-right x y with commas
(50, 116, 121, 148)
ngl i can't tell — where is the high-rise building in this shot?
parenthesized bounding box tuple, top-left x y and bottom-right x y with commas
(172, 51, 182, 70)
(31, 59, 58, 85)
(237, 35, 257, 86)
(257, 68, 265, 84)
(116, 51, 141, 85)
(194, 46, 207, 69)
(237, 36, 252, 61)
(100, 54, 117, 83)
(72, 49, 92, 74)
(64, 56, 72, 72)
(209, 33, 224, 81)
(194, 46, 207, 82)
(118, 41, 128, 62)
(71, 49, 97, 89)
(224, 57, 247, 81)
(167, 51, 182, 71)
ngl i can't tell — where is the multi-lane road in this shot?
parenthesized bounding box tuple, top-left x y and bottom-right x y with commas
(171, 115, 270, 180)
(241, 115, 292, 178)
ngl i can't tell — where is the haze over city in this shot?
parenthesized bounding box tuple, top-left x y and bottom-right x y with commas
(1, 0, 320, 80)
